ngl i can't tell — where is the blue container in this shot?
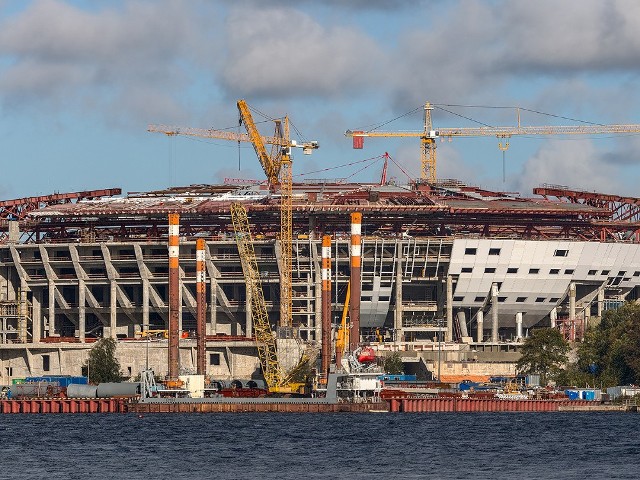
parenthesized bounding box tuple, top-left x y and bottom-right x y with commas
(565, 390, 580, 400)
(581, 390, 596, 401)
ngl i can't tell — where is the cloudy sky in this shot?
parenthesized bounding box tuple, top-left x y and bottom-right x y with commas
(1, 0, 640, 199)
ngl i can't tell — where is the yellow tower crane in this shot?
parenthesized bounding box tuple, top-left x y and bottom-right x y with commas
(346, 102, 640, 183)
(148, 100, 319, 328)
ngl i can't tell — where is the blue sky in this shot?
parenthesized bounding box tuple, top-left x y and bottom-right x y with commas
(1, 0, 640, 199)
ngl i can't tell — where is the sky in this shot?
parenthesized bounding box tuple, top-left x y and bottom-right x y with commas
(1, 0, 640, 199)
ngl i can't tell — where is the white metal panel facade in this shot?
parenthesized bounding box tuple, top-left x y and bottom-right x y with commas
(449, 239, 640, 328)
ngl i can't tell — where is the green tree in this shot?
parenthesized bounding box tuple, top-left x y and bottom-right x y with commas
(573, 303, 640, 387)
(83, 338, 122, 384)
(516, 328, 570, 386)
(384, 352, 404, 375)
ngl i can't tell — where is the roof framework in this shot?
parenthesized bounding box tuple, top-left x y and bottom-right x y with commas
(2, 181, 639, 244)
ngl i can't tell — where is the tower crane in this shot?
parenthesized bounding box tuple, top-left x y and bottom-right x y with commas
(346, 102, 640, 184)
(148, 100, 319, 328)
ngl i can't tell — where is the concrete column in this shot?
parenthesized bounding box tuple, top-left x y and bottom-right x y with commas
(446, 275, 453, 342)
(491, 283, 499, 343)
(569, 282, 576, 320)
(550, 307, 557, 328)
(78, 280, 86, 343)
(394, 240, 403, 344)
(142, 279, 150, 333)
(597, 288, 604, 317)
(515, 312, 523, 341)
(245, 282, 252, 338)
(209, 277, 217, 335)
(48, 281, 55, 336)
(476, 310, 484, 343)
(109, 281, 117, 338)
(457, 311, 469, 338)
(32, 290, 42, 343)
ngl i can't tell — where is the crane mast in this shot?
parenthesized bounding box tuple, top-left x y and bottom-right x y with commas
(148, 100, 318, 331)
(346, 102, 640, 184)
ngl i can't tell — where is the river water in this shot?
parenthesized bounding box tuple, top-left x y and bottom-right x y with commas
(0, 412, 637, 479)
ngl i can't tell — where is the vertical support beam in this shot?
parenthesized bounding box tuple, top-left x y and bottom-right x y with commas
(515, 312, 523, 341)
(168, 213, 180, 380)
(142, 279, 150, 333)
(109, 281, 117, 339)
(209, 276, 217, 335)
(597, 288, 604, 318)
(321, 235, 332, 378)
(349, 212, 362, 352)
(569, 282, 576, 321)
(245, 285, 252, 337)
(196, 238, 206, 375)
(550, 307, 557, 328)
(78, 279, 86, 343)
(32, 290, 41, 343)
(476, 309, 484, 343)
(446, 275, 453, 342)
(394, 240, 403, 344)
(491, 283, 499, 343)
(48, 280, 55, 337)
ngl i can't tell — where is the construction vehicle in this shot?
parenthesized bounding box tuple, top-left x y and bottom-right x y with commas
(335, 280, 350, 366)
(346, 102, 640, 183)
(149, 100, 318, 329)
(230, 202, 309, 395)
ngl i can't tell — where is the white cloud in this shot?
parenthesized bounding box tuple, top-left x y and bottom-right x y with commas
(514, 139, 620, 195)
(220, 7, 386, 99)
(0, 0, 217, 123)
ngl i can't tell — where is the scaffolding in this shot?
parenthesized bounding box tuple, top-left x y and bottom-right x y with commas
(0, 289, 32, 343)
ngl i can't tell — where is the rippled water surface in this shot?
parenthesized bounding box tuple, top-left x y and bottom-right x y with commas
(0, 412, 638, 479)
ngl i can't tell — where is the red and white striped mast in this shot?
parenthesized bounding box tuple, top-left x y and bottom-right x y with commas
(168, 213, 180, 380)
(196, 238, 206, 375)
(349, 212, 362, 353)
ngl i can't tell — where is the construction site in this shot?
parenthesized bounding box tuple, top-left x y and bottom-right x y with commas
(2, 100, 640, 390)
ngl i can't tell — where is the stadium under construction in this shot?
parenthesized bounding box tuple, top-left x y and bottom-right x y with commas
(1, 178, 640, 386)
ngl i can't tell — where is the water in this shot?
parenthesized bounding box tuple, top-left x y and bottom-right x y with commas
(0, 412, 638, 479)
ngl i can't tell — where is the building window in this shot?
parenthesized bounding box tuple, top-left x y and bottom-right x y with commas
(484, 267, 496, 274)
(549, 269, 560, 275)
(564, 269, 574, 275)
(461, 267, 473, 273)
(529, 268, 540, 274)
(453, 296, 464, 302)
(507, 267, 518, 274)
(554, 249, 569, 257)
(634, 271, 640, 277)
(535, 297, 545, 303)
(618, 271, 626, 276)
(464, 248, 477, 255)
(516, 297, 527, 303)
(379, 296, 390, 302)
(6, 367, 12, 377)
(474, 296, 485, 302)
(209, 353, 221, 366)
(602, 270, 610, 275)
(549, 297, 560, 302)
(588, 270, 597, 275)
(498, 296, 507, 303)
(43, 354, 50, 372)
(489, 248, 501, 256)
